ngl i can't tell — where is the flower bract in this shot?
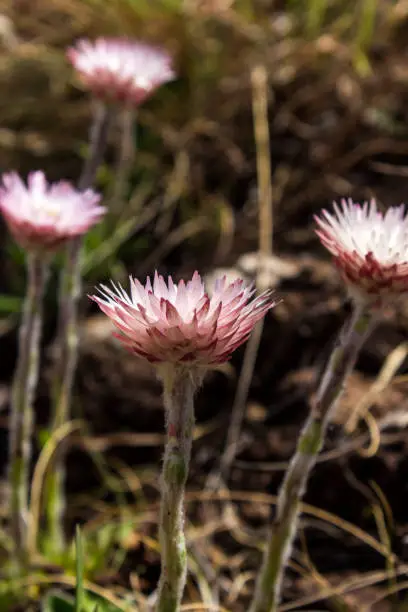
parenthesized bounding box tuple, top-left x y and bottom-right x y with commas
(315, 198, 408, 299)
(0, 171, 105, 252)
(67, 38, 175, 106)
(91, 271, 277, 365)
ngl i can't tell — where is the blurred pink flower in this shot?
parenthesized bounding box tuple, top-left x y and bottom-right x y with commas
(91, 271, 277, 364)
(0, 171, 105, 252)
(315, 198, 408, 299)
(67, 38, 175, 106)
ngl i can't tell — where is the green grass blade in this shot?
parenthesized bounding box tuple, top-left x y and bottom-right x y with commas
(307, 0, 328, 38)
(354, 0, 378, 74)
(75, 526, 85, 612)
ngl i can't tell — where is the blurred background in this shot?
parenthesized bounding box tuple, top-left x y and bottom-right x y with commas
(2, 1, 408, 610)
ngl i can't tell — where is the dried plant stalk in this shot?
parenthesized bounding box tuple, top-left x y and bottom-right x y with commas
(219, 62, 272, 481)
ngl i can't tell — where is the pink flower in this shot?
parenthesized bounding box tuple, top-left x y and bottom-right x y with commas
(315, 198, 408, 299)
(67, 38, 175, 106)
(0, 171, 105, 252)
(90, 271, 277, 365)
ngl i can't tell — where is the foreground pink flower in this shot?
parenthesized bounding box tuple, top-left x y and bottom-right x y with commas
(91, 272, 277, 364)
(0, 172, 105, 252)
(67, 38, 175, 106)
(315, 198, 408, 299)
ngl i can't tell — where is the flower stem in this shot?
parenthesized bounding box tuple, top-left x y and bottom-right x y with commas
(79, 101, 113, 192)
(9, 253, 48, 564)
(46, 101, 112, 552)
(156, 367, 199, 612)
(249, 302, 375, 612)
(109, 106, 136, 215)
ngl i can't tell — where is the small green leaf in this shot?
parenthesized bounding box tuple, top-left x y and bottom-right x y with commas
(43, 591, 75, 612)
(0, 294, 23, 314)
(75, 526, 85, 612)
(38, 427, 51, 448)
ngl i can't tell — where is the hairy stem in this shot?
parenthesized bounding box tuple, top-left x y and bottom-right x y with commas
(79, 101, 113, 193)
(46, 101, 112, 551)
(156, 367, 200, 612)
(110, 106, 136, 214)
(9, 253, 48, 563)
(249, 302, 375, 612)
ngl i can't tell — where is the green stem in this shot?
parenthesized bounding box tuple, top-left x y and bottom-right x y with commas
(156, 366, 200, 612)
(249, 302, 376, 612)
(46, 101, 112, 552)
(109, 106, 136, 215)
(79, 101, 113, 192)
(9, 253, 48, 564)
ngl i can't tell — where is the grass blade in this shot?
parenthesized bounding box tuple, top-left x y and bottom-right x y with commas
(75, 526, 85, 612)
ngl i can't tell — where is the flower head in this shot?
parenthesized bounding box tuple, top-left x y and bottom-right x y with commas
(0, 171, 105, 252)
(67, 38, 175, 106)
(315, 198, 408, 299)
(90, 271, 277, 365)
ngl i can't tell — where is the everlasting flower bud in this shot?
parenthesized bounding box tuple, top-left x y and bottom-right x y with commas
(67, 38, 175, 107)
(90, 271, 277, 365)
(0, 171, 105, 253)
(315, 198, 408, 302)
